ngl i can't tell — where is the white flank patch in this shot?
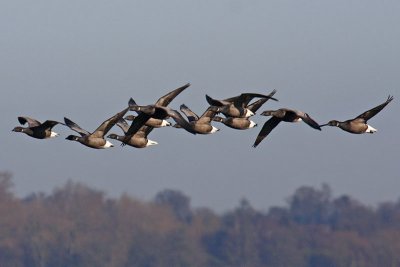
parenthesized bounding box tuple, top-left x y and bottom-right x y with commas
(161, 120, 171, 127)
(210, 126, 219, 133)
(50, 131, 59, 138)
(103, 140, 114, 148)
(146, 140, 158, 146)
(245, 109, 255, 117)
(366, 124, 377, 133)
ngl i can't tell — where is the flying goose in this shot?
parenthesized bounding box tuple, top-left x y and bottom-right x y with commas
(320, 96, 394, 134)
(246, 89, 277, 113)
(212, 116, 257, 130)
(12, 116, 62, 139)
(173, 105, 220, 134)
(107, 119, 157, 148)
(128, 102, 197, 135)
(64, 107, 128, 149)
(125, 83, 195, 138)
(205, 92, 278, 118)
(213, 89, 277, 130)
(124, 114, 171, 128)
(253, 108, 321, 147)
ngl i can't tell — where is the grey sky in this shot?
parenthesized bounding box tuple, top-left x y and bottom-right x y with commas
(1, 0, 399, 212)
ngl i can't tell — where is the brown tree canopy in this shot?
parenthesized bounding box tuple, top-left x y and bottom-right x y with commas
(0, 172, 400, 267)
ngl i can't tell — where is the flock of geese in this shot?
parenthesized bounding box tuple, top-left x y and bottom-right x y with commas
(12, 83, 394, 149)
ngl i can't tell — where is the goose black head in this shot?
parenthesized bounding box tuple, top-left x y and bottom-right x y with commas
(12, 126, 24, 132)
(65, 135, 80, 141)
(124, 115, 136, 121)
(107, 133, 120, 140)
(212, 116, 224, 123)
(320, 120, 340, 127)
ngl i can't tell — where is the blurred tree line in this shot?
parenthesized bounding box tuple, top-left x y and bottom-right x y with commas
(1, 172, 400, 267)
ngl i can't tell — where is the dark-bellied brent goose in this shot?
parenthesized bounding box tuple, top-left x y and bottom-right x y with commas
(253, 108, 321, 147)
(64, 108, 128, 149)
(107, 118, 157, 148)
(320, 96, 394, 134)
(12, 116, 62, 139)
(173, 105, 220, 134)
(205, 92, 278, 118)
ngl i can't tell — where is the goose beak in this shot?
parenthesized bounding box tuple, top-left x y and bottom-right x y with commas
(319, 124, 328, 127)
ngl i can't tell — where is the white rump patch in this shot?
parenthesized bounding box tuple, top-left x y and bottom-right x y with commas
(103, 140, 114, 148)
(249, 120, 257, 128)
(50, 131, 59, 138)
(366, 124, 377, 133)
(161, 120, 171, 127)
(146, 140, 158, 146)
(245, 109, 255, 117)
(210, 126, 219, 133)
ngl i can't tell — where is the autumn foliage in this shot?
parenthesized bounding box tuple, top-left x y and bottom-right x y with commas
(0, 172, 399, 267)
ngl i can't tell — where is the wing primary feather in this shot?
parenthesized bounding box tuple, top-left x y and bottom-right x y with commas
(180, 104, 199, 122)
(125, 112, 151, 137)
(156, 83, 190, 106)
(356, 95, 394, 121)
(167, 109, 197, 135)
(64, 117, 91, 136)
(18, 116, 41, 127)
(253, 117, 281, 148)
(301, 113, 322, 130)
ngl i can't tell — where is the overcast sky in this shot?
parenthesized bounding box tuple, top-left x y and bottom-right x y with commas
(1, 0, 399, 212)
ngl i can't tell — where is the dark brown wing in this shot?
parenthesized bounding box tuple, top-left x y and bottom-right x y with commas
(92, 107, 129, 138)
(136, 125, 154, 138)
(253, 117, 281, 148)
(234, 93, 278, 108)
(198, 106, 219, 124)
(128, 98, 137, 107)
(39, 120, 62, 130)
(125, 112, 151, 137)
(116, 118, 130, 134)
(64, 117, 91, 136)
(247, 89, 277, 113)
(297, 112, 322, 130)
(124, 115, 136, 121)
(205, 95, 231, 107)
(155, 83, 190, 107)
(18, 116, 41, 127)
(158, 107, 197, 135)
(223, 93, 271, 105)
(223, 95, 239, 103)
(355, 95, 394, 122)
(180, 104, 199, 122)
